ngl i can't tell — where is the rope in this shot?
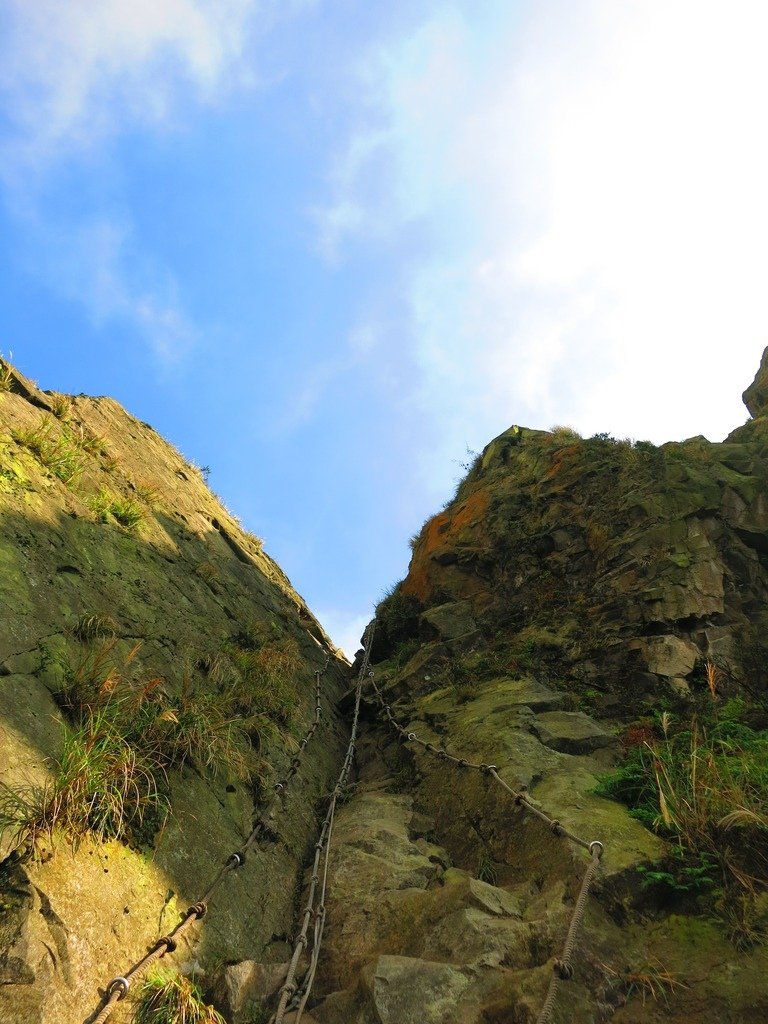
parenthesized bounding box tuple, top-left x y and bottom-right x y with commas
(368, 668, 604, 1024)
(87, 656, 329, 1024)
(272, 626, 374, 1024)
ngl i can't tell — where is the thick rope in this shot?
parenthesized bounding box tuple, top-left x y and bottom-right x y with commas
(87, 656, 329, 1024)
(368, 667, 604, 1024)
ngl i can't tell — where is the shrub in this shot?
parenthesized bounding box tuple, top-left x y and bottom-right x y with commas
(134, 968, 226, 1024)
(49, 394, 72, 420)
(596, 712, 768, 931)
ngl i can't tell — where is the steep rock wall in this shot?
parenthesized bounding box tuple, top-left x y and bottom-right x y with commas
(0, 363, 349, 1023)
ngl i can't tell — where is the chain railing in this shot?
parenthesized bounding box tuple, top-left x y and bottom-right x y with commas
(87, 656, 329, 1024)
(368, 669, 604, 1024)
(270, 629, 373, 1024)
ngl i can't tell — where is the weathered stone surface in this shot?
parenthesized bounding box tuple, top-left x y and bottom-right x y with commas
(638, 635, 699, 677)
(210, 960, 289, 1023)
(361, 956, 473, 1024)
(421, 600, 476, 640)
(0, 365, 349, 1024)
(530, 710, 618, 754)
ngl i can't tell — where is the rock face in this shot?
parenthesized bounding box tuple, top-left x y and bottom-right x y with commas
(3, 351, 768, 1024)
(0, 362, 349, 1023)
(302, 353, 768, 1023)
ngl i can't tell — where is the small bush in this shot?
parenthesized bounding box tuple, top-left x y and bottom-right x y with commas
(596, 712, 768, 936)
(135, 968, 226, 1024)
(49, 394, 73, 420)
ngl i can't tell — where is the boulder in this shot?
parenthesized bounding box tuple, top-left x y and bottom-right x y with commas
(638, 635, 699, 677)
(530, 711, 618, 754)
(421, 601, 476, 641)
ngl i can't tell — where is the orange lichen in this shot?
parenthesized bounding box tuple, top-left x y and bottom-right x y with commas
(402, 488, 490, 603)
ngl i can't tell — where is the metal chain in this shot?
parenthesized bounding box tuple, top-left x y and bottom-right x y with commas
(368, 667, 604, 1024)
(272, 626, 374, 1024)
(88, 656, 329, 1024)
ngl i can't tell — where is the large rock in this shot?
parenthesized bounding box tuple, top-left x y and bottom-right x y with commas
(421, 601, 477, 640)
(638, 635, 699, 677)
(530, 710, 618, 754)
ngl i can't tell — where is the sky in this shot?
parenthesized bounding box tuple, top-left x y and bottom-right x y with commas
(1, 1, 768, 656)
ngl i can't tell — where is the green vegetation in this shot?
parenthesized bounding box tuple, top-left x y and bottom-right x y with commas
(50, 394, 73, 420)
(0, 626, 305, 854)
(11, 417, 87, 484)
(0, 707, 168, 851)
(476, 850, 498, 886)
(134, 968, 226, 1024)
(596, 703, 768, 944)
(89, 487, 145, 530)
(0, 360, 14, 392)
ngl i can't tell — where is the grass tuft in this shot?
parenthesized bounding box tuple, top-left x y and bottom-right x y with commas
(11, 417, 87, 484)
(0, 360, 13, 392)
(89, 488, 146, 530)
(134, 968, 226, 1024)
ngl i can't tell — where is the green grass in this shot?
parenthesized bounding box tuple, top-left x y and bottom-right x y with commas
(0, 708, 168, 852)
(595, 708, 768, 943)
(1, 629, 306, 853)
(89, 488, 146, 530)
(134, 968, 226, 1024)
(11, 417, 87, 484)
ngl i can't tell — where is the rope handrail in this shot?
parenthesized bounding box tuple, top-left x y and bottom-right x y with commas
(87, 656, 330, 1024)
(368, 667, 604, 1024)
(271, 626, 373, 1024)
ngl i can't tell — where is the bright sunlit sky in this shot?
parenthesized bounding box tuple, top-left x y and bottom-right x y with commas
(1, 1, 767, 655)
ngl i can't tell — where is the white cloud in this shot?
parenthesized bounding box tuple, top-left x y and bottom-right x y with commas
(0, 0, 260, 176)
(23, 215, 195, 363)
(331, 0, 768, 491)
(0, 0, 264, 362)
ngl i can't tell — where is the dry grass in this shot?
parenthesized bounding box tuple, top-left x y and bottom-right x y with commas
(135, 968, 226, 1024)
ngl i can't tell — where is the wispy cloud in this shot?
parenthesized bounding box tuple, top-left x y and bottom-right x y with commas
(0, 0, 260, 177)
(19, 215, 195, 363)
(0, 0, 263, 362)
(328, 0, 768, 490)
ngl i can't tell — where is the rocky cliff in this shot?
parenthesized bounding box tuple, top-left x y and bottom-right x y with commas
(2, 353, 768, 1024)
(0, 362, 349, 1023)
(294, 357, 768, 1023)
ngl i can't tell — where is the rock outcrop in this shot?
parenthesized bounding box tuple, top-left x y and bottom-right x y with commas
(0, 362, 349, 1023)
(301, 354, 768, 1022)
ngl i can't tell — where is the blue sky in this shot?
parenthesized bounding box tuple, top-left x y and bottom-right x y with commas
(2, 1, 768, 655)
